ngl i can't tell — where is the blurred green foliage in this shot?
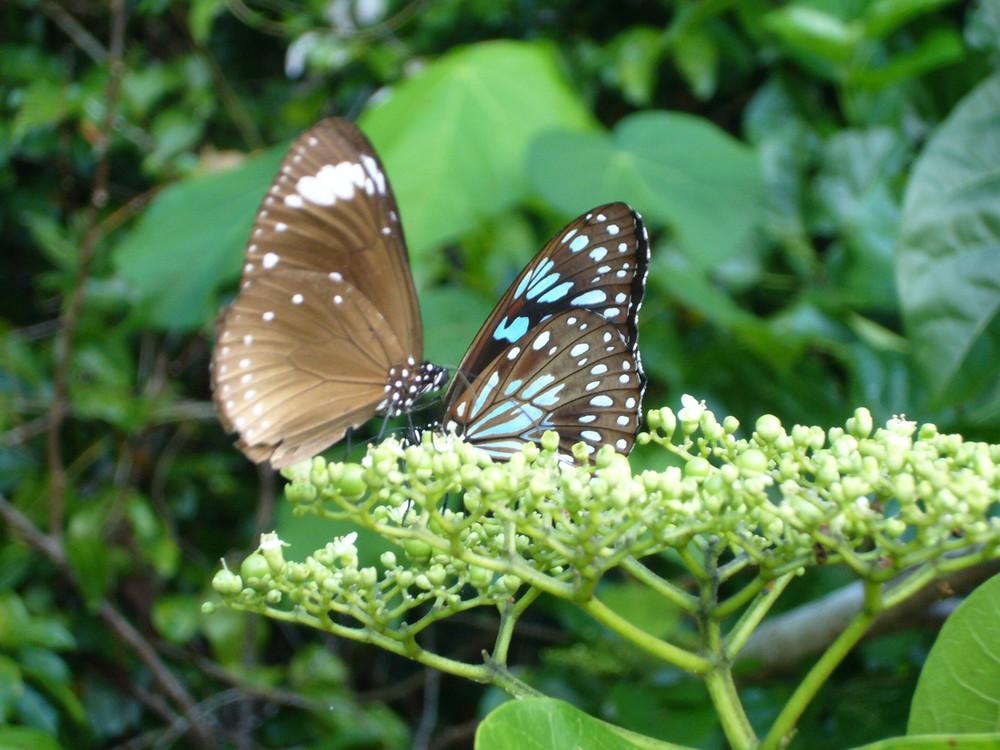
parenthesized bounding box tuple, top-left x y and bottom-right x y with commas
(1, 0, 999, 747)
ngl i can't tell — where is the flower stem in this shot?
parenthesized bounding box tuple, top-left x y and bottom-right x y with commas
(581, 596, 711, 674)
(760, 581, 882, 749)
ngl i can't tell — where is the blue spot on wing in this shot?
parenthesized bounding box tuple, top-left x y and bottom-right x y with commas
(494, 316, 529, 343)
(538, 281, 573, 303)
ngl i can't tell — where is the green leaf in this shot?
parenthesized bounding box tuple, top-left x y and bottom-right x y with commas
(113, 147, 285, 331)
(0, 726, 64, 750)
(475, 697, 686, 750)
(152, 594, 202, 645)
(763, 5, 860, 65)
(850, 26, 966, 90)
(359, 40, 596, 265)
(852, 734, 1000, 749)
(671, 26, 718, 101)
(862, 0, 961, 40)
(0, 655, 24, 724)
(896, 73, 1000, 409)
(908, 573, 1000, 734)
(529, 111, 763, 267)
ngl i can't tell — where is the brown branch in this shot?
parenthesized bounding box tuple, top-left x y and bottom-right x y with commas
(45, 0, 128, 542)
(738, 559, 1000, 673)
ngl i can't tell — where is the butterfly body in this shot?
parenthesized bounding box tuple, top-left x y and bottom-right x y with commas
(212, 118, 647, 468)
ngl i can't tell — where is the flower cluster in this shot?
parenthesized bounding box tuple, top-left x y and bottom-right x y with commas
(211, 399, 1000, 638)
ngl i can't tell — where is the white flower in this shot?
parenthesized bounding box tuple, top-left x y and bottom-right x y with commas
(678, 394, 706, 423)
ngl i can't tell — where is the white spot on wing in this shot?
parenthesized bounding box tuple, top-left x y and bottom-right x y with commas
(263, 252, 280, 269)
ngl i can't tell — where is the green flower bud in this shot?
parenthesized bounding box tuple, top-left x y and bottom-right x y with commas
(723, 415, 740, 434)
(755, 415, 783, 444)
(685, 457, 712, 478)
(736, 448, 769, 475)
(265, 590, 282, 605)
(359, 567, 378, 587)
(338, 464, 367, 500)
(572, 442, 594, 463)
(501, 574, 521, 594)
(403, 538, 433, 562)
(646, 409, 664, 430)
(468, 565, 493, 588)
(541, 431, 560, 453)
(381, 551, 397, 568)
(212, 568, 243, 596)
(427, 565, 447, 586)
(846, 407, 873, 438)
(240, 552, 270, 582)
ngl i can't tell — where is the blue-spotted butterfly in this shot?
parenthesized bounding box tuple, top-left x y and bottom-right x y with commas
(212, 118, 647, 468)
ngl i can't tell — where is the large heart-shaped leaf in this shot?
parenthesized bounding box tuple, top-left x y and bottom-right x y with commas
(528, 110, 763, 267)
(359, 39, 596, 263)
(908, 572, 1000, 734)
(476, 697, 685, 750)
(113, 147, 285, 331)
(896, 73, 1000, 411)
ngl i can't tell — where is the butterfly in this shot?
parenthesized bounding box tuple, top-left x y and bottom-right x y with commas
(212, 118, 648, 468)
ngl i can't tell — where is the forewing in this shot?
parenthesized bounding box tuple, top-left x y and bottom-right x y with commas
(241, 118, 423, 353)
(445, 202, 648, 403)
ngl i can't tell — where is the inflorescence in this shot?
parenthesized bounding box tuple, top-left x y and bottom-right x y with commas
(210, 398, 1000, 644)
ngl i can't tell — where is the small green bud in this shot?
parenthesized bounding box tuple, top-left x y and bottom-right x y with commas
(685, 457, 712, 478)
(501, 574, 521, 594)
(427, 565, 447, 586)
(646, 409, 664, 430)
(737, 449, 769, 475)
(415, 574, 433, 590)
(468, 565, 493, 588)
(572, 442, 593, 463)
(402, 538, 433, 562)
(338, 464, 367, 500)
(265, 590, 282, 605)
(212, 568, 243, 596)
(755, 415, 783, 443)
(359, 567, 378, 587)
(846, 407, 873, 438)
(541, 431, 560, 453)
(380, 551, 397, 568)
(723, 415, 740, 434)
(240, 553, 270, 582)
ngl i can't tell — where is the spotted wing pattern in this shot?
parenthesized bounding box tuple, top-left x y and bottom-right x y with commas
(211, 118, 446, 469)
(439, 205, 649, 460)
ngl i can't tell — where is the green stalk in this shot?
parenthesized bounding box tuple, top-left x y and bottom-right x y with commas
(621, 556, 700, 613)
(724, 573, 795, 661)
(760, 581, 882, 749)
(581, 596, 712, 674)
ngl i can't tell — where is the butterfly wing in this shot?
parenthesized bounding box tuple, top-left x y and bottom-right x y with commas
(212, 118, 444, 468)
(440, 204, 649, 460)
(441, 310, 644, 460)
(450, 202, 647, 382)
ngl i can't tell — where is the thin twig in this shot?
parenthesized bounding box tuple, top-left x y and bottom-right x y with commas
(40, 0, 108, 63)
(45, 0, 128, 542)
